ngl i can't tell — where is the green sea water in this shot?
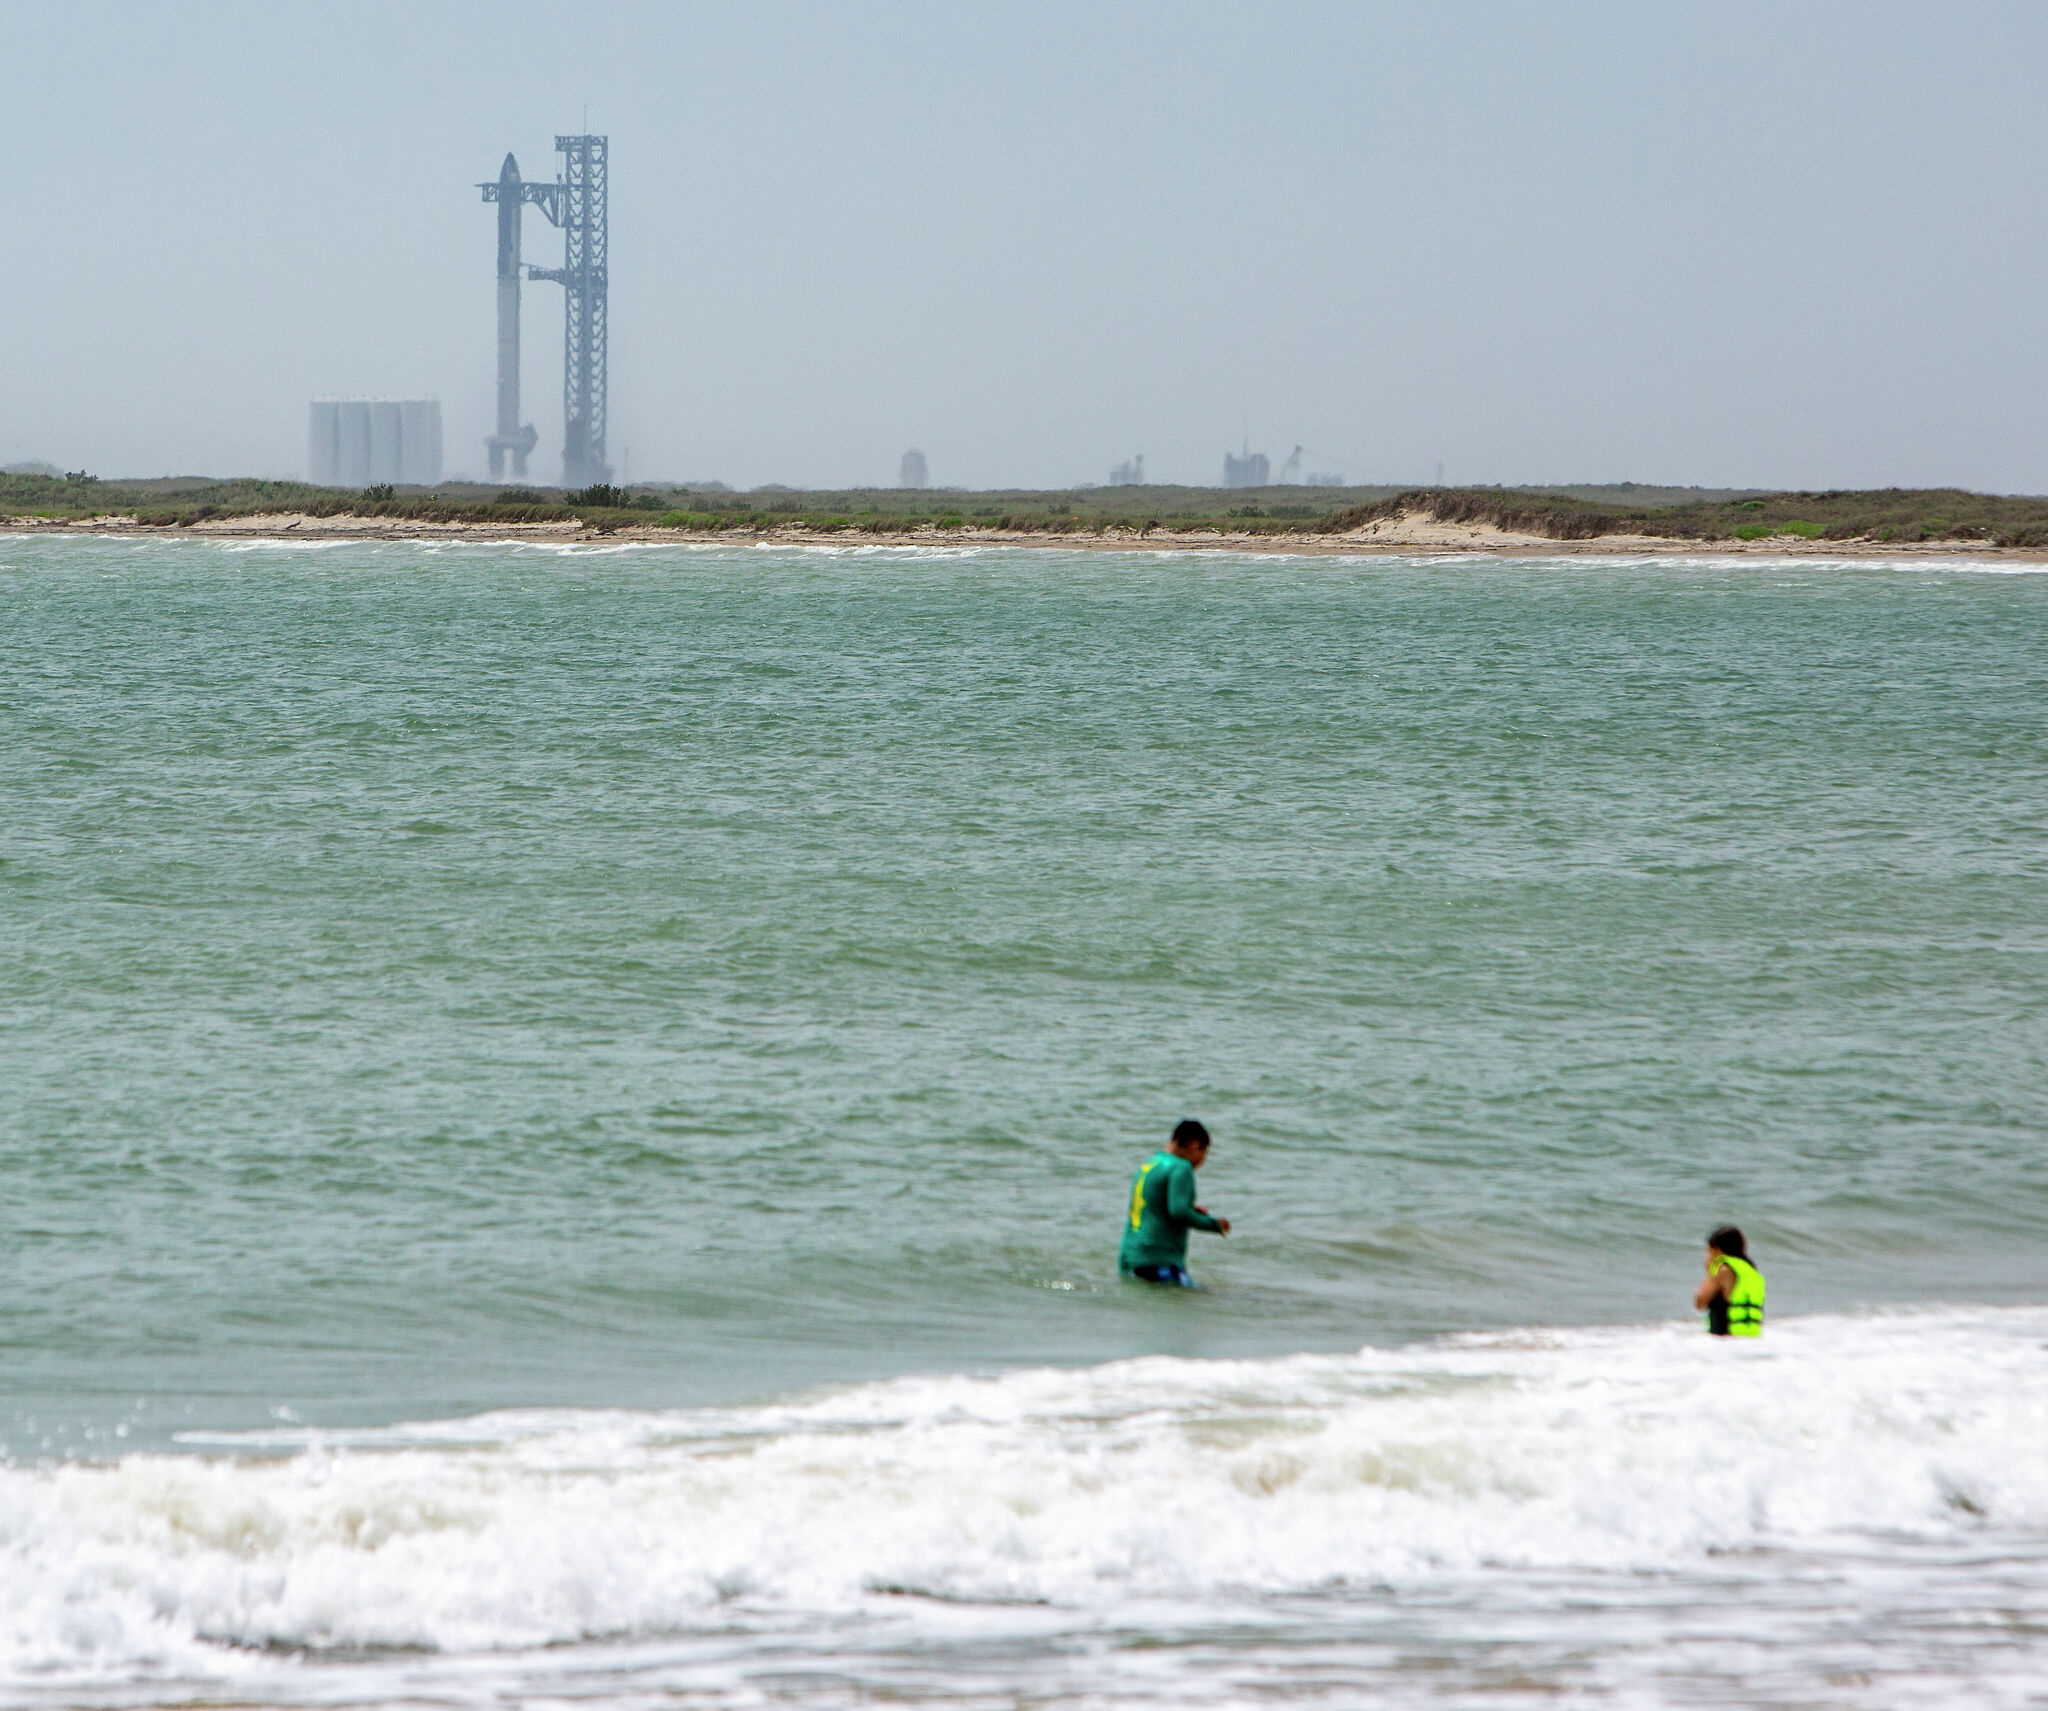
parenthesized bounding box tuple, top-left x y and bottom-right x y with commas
(3, 537, 2045, 1453)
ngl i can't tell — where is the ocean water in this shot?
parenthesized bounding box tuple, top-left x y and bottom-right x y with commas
(2, 535, 2044, 1706)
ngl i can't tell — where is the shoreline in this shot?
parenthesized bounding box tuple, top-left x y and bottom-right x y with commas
(6, 508, 2046, 560)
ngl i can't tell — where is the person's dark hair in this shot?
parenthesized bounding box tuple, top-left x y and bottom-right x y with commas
(1171, 1118, 1211, 1151)
(1707, 1225, 1747, 1259)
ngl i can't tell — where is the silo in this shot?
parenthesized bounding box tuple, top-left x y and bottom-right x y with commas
(308, 400, 341, 485)
(338, 401, 373, 486)
(399, 400, 442, 486)
(369, 401, 405, 485)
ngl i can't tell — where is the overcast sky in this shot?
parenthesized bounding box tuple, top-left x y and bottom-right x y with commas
(4, 0, 2045, 491)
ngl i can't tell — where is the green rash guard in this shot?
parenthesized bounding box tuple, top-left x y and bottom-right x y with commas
(1118, 1150, 1222, 1273)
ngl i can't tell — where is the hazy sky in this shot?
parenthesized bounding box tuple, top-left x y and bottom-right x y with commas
(4, 0, 2045, 491)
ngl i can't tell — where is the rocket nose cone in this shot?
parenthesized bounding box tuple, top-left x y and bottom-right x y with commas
(500, 152, 520, 180)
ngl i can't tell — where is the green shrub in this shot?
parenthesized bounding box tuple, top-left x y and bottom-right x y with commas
(362, 484, 396, 502)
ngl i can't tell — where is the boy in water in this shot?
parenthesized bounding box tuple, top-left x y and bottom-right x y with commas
(1118, 1119, 1231, 1286)
(1693, 1225, 1766, 1336)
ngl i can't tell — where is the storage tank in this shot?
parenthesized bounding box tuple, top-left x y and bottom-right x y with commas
(312, 397, 442, 488)
(399, 400, 443, 486)
(308, 400, 341, 485)
(368, 401, 405, 485)
(337, 401, 373, 487)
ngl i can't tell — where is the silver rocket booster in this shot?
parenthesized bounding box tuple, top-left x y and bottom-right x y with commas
(482, 153, 539, 479)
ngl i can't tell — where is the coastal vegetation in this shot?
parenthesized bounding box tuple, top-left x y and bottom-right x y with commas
(4, 469, 2046, 547)
(1315, 487, 2048, 547)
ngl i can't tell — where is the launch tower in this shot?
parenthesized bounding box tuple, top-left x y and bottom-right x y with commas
(478, 134, 610, 487)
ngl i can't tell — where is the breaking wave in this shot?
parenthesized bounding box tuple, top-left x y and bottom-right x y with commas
(4, 1305, 2045, 1687)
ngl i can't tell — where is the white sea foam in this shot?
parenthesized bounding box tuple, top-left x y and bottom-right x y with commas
(3, 1306, 2045, 1692)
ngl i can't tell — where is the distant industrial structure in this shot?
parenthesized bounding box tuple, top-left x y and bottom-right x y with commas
(479, 135, 610, 487)
(1110, 454, 1145, 486)
(1226, 437, 1358, 487)
(1223, 442, 1269, 487)
(309, 399, 442, 486)
(899, 448, 929, 489)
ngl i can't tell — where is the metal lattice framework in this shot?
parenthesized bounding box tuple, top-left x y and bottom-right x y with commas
(525, 135, 608, 487)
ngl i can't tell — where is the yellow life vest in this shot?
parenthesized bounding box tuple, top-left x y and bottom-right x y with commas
(1710, 1253, 1765, 1337)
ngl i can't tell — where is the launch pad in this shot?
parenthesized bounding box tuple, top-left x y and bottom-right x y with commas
(480, 135, 609, 487)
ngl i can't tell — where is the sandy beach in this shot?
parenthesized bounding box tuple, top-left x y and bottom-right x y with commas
(8, 506, 2043, 558)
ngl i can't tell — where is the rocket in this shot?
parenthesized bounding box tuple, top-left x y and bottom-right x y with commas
(481, 152, 539, 480)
